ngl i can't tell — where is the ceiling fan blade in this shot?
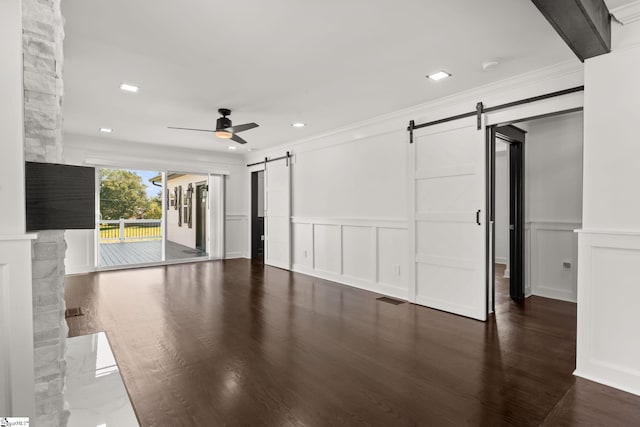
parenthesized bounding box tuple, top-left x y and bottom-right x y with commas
(229, 123, 259, 133)
(230, 133, 248, 145)
(167, 126, 216, 133)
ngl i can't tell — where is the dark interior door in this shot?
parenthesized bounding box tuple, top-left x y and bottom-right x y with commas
(495, 125, 526, 302)
(195, 184, 207, 252)
(251, 171, 265, 260)
(509, 141, 525, 301)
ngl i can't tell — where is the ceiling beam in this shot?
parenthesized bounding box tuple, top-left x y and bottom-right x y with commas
(531, 0, 611, 62)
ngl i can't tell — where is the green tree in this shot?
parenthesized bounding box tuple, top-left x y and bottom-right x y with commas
(146, 191, 163, 219)
(100, 169, 150, 219)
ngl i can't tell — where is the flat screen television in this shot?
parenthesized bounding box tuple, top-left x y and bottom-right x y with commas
(25, 161, 96, 231)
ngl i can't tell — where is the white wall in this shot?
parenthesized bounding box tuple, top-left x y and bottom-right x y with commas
(257, 170, 265, 217)
(0, 0, 26, 234)
(165, 173, 209, 250)
(248, 62, 584, 301)
(494, 144, 509, 270)
(0, 0, 37, 420)
(63, 133, 249, 273)
(576, 18, 640, 396)
(523, 111, 583, 302)
(289, 131, 409, 299)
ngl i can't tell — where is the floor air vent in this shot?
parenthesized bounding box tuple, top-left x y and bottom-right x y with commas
(376, 296, 405, 305)
(65, 307, 84, 318)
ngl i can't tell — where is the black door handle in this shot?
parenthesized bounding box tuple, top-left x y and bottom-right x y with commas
(476, 209, 481, 226)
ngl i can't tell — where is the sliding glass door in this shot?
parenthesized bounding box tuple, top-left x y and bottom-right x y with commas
(98, 168, 164, 268)
(97, 168, 223, 269)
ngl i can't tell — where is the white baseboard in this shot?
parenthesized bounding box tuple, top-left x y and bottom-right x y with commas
(573, 369, 640, 397)
(532, 286, 577, 303)
(292, 264, 408, 301)
(224, 252, 247, 259)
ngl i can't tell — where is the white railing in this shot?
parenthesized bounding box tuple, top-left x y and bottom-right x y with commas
(100, 219, 161, 242)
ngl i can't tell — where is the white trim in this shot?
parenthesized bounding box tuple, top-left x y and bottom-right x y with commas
(575, 228, 640, 236)
(292, 264, 408, 301)
(611, 1, 640, 25)
(226, 214, 249, 220)
(574, 369, 640, 397)
(530, 221, 581, 303)
(225, 214, 248, 259)
(85, 157, 231, 176)
(576, 231, 640, 396)
(291, 216, 408, 229)
(247, 61, 583, 161)
(0, 234, 37, 241)
(291, 217, 408, 300)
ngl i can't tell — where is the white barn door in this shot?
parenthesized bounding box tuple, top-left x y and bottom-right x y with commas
(264, 158, 291, 270)
(409, 117, 487, 321)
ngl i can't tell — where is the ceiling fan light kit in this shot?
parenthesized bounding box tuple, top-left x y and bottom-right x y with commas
(168, 108, 259, 145)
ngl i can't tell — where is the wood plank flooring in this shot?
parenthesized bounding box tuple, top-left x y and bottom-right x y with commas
(65, 260, 640, 426)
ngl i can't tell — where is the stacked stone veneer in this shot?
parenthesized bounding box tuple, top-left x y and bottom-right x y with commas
(22, 0, 69, 426)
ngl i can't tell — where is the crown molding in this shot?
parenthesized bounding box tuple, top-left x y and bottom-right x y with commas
(611, 1, 640, 25)
(246, 60, 583, 161)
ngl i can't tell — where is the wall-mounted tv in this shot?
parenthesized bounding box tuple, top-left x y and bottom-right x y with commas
(25, 161, 96, 231)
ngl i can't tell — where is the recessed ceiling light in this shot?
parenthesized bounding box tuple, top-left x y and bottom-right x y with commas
(292, 122, 306, 128)
(427, 71, 451, 81)
(119, 83, 139, 93)
(228, 146, 237, 150)
(99, 128, 113, 133)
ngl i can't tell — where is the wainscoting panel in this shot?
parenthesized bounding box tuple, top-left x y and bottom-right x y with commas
(225, 215, 248, 258)
(575, 230, 640, 396)
(292, 223, 313, 268)
(0, 236, 36, 418)
(292, 217, 408, 299)
(378, 227, 407, 291)
(313, 224, 341, 275)
(530, 221, 581, 302)
(342, 226, 374, 281)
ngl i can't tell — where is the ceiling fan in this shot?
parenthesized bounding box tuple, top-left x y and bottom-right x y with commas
(168, 108, 259, 144)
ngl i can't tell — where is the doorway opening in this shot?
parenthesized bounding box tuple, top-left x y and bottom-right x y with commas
(251, 170, 265, 261)
(164, 172, 210, 262)
(489, 110, 583, 311)
(98, 168, 164, 268)
(97, 168, 223, 270)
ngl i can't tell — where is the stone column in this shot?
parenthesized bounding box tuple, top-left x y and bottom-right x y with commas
(22, 0, 69, 425)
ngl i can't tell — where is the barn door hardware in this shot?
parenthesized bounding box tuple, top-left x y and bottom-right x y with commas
(476, 102, 484, 130)
(406, 86, 584, 136)
(408, 120, 415, 144)
(246, 152, 293, 168)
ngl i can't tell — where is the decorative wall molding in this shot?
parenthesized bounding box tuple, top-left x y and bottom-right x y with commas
(0, 237, 37, 419)
(225, 214, 248, 259)
(575, 231, 640, 396)
(247, 61, 583, 162)
(611, 1, 640, 25)
(575, 228, 640, 236)
(530, 220, 581, 302)
(291, 217, 408, 301)
(291, 216, 408, 229)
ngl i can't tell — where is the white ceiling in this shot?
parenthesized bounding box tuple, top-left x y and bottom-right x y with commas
(62, 0, 590, 153)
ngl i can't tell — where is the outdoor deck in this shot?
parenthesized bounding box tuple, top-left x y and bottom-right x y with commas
(99, 240, 207, 268)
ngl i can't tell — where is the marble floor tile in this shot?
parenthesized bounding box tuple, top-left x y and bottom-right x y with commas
(65, 332, 139, 427)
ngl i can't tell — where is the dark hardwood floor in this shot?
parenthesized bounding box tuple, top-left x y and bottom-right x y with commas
(65, 260, 640, 426)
